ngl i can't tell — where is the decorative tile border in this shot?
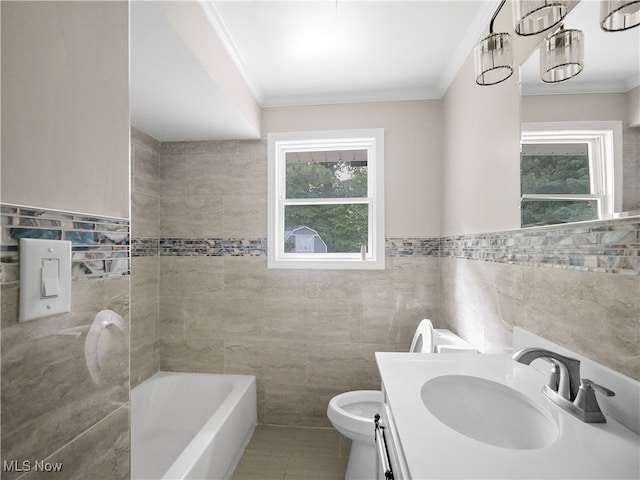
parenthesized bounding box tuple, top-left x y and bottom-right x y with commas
(146, 237, 438, 258)
(131, 218, 639, 275)
(157, 238, 267, 256)
(440, 217, 640, 275)
(1, 204, 130, 284)
(385, 238, 440, 257)
(131, 238, 158, 257)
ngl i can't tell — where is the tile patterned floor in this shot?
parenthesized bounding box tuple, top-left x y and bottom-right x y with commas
(232, 425, 350, 480)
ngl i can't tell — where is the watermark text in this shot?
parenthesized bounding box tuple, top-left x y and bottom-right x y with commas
(3, 459, 64, 473)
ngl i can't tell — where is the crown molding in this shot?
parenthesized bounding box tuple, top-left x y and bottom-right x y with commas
(198, 0, 265, 105)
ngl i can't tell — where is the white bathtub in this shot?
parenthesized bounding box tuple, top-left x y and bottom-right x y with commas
(131, 371, 257, 480)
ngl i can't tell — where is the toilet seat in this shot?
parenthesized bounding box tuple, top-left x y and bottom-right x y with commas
(327, 390, 382, 441)
(327, 390, 382, 480)
(409, 318, 435, 352)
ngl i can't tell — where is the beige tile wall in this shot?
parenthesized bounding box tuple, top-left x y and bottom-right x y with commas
(440, 258, 640, 381)
(158, 255, 439, 426)
(623, 126, 640, 213)
(138, 133, 639, 430)
(130, 128, 161, 387)
(1, 276, 130, 479)
(155, 139, 441, 427)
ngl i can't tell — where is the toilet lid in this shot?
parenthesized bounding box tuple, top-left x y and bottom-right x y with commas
(409, 319, 434, 353)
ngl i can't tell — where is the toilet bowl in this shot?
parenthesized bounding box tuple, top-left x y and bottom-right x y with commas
(327, 390, 382, 480)
(327, 319, 476, 479)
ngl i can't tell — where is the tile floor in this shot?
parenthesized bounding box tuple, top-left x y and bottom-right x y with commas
(232, 425, 350, 480)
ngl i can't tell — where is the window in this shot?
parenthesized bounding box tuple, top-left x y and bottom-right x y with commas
(520, 122, 622, 227)
(268, 129, 384, 269)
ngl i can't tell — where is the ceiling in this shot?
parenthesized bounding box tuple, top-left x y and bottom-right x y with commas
(208, 0, 493, 106)
(129, 1, 639, 142)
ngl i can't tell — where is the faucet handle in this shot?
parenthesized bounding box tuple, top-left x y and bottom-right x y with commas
(579, 378, 615, 397)
(573, 378, 615, 423)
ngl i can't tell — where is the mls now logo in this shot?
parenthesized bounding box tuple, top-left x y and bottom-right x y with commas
(3, 460, 63, 473)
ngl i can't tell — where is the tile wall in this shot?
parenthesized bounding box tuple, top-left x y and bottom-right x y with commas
(130, 128, 161, 387)
(0, 206, 130, 479)
(623, 126, 640, 214)
(152, 139, 440, 426)
(131, 132, 639, 428)
(440, 218, 640, 381)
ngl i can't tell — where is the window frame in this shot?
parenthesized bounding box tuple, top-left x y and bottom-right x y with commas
(520, 121, 623, 226)
(267, 128, 385, 270)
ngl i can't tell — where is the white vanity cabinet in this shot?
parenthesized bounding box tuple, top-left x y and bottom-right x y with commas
(375, 352, 640, 480)
(375, 386, 409, 480)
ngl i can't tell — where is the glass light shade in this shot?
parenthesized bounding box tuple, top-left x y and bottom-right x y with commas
(601, 0, 640, 31)
(513, 0, 569, 36)
(474, 33, 514, 86)
(540, 28, 584, 83)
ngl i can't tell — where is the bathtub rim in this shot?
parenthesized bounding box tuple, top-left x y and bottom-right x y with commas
(131, 370, 257, 480)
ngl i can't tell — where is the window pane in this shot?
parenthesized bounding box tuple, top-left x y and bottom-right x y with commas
(521, 143, 590, 194)
(521, 200, 597, 227)
(285, 150, 368, 199)
(284, 204, 368, 253)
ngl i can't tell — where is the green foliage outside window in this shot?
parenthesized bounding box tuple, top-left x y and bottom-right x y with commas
(285, 160, 368, 253)
(521, 154, 590, 194)
(521, 153, 598, 227)
(521, 200, 598, 227)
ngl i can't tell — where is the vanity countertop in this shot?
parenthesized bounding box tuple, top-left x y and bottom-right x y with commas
(376, 352, 640, 479)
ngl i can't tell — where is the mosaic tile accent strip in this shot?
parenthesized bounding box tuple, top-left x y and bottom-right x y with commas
(440, 217, 640, 275)
(154, 237, 438, 257)
(131, 238, 158, 257)
(1, 204, 130, 284)
(386, 238, 440, 257)
(136, 218, 639, 275)
(159, 238, 267, 256)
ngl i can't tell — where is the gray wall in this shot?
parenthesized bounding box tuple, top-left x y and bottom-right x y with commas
(131, 129, 639, 430)
(0, 2, 130, 478)
(0, 1, 129, 218)
(438, 0, 639, 384)
(1, 259, 130, 480)
(130, 128, 161, 388)
(153, 139, 439, 426)
(439, 226, 640, 381)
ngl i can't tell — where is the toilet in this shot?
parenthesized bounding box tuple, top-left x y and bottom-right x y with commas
(327, 319, 477, 480)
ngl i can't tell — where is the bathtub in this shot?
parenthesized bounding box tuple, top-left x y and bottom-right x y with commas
(131, 371, 257, 480)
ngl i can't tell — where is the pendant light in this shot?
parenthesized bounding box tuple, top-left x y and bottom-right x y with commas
(513, 0, 570, 36)
(601, 0, 640, 31)
(474, 0, 514, 86)
(540, 25, 584, 83)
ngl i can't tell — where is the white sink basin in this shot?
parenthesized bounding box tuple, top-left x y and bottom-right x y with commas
(421, 374, 559, 449)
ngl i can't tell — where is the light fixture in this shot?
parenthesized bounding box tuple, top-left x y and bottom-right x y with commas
(601, 0, 640, 31)
(513, 0, 569, 36)
(540, 25, 584, 83)
(474, 0, 514, 86)
(475, 0, 635, 86)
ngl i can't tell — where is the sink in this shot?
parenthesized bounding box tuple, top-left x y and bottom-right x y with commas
(421, 374, 559, 450)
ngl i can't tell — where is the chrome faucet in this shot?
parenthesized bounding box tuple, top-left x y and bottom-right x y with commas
(512, 348, 615, 423)
(513, 348, 582, 400)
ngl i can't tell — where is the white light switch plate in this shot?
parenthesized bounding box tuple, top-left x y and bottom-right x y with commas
(19, 238, 72, 322)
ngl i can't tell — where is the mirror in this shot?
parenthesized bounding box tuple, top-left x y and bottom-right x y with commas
(519, 0, 640, 227)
